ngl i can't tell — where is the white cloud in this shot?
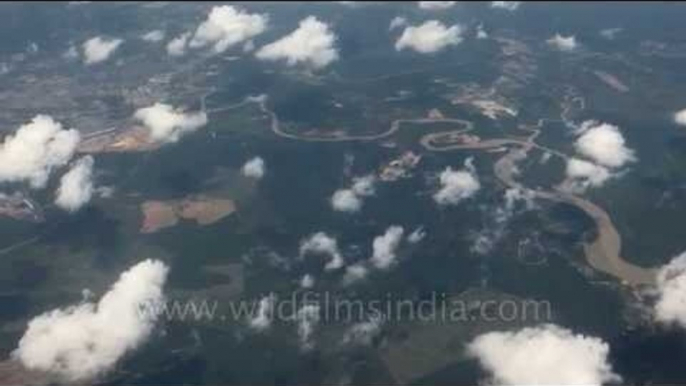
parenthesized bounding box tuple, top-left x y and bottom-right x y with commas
(241, 156, 266, 179)
(12, 259, 169, 382)
(55, 156, 95, 213)
(27, 42, 39, 54)
(342, 263, 368, 286)
(490, 1, 520, 11)
(63, 44, 79, 60)
(600, 28, 622, 40)
(467, 324, 620, 386)
(342, 316, 383, 346)
(331, 174, 376, 213)
(476, 24, 489, 39)
(190, 5, 268, 54)
(133, 103, 208, 143)
(395, 20, 463, 54)
(300, 232, 344, 271)
(470, 230, 499, 255)
(433, 158, 480, 206)
(674, 109, 686, 126)
(248, 295, 275, 332)
(418, 1, 456, 10)
(389, 16, 407, 31)
(561, 121, 636, 192)
(82, 36, 123, 65)
(256, 16, 339, 69)
(296, 304, 320, 351)
(351, 174, 376, 197)
(574, 121, 636, 168)
(331, 189, 362, 212)
(563, 158, 612, 193)
(503, 187, 535, 212)
(0, 115, 80, 189)
(300, 274, 315, 289)
(470, 187, 536, 254)
(654, 251, 686, 328)
(141, 30, 165, 42)
(547, 34, 577, 52)
(95, 186, 115, 199)
(370, 225, 404, 270)
(166, 32, 190, 56)
(407, 226, 427, 244)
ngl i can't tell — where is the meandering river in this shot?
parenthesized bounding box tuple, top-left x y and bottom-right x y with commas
(247, 95, 657, 286)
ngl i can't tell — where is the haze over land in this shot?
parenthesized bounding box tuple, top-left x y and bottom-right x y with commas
(1, 2, 686, 385)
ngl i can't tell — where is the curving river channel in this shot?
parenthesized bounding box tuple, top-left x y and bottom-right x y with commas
(245, 95, 658, 286)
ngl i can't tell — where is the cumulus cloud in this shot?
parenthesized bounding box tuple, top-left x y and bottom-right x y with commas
(476, 24, 489, 39)
(95, 186, 115, 199)
(547, 34, 577, 52)
(342, 263, 368, 286)
(331, 174, 376, 213)
(0, 115, 80, 189)
(418, 1, 456, 10)
(654, 251, 686, 328)
(248, 295, 275, 332)
(370, 225, 404, 270)
(490, 1, 520, 11)
(256, 16, 339, 69)
(296, 304, 320, 351)
(141, 30, 165, 42)
(389, 16, 407, 31)
(342, 316, 383, 346)
(341, 225, 406, 285)
(12, 259, 169, 382)
(55, 156, 95, 212)
(503, 187, 535, 213)
(471, 191, 531, 252)
(407, 226, 427, 244)
(674, 109, 686, 126)
(300, 274, 315, 289)
(433, 158, 480, 206)
(82, 36, 123, 65)
(133, 103, 208, 143)
(300, 232, 344, 271)
(600, 28, 622, 40)
(467, 324, 620, 386)
(470, 187, 537, 254)
(395, 20, 463, 54)
(189, 5, 268, 54)
(574, 121, 636, 168)
(561, 121, 636, 192)
(27, 42, 39, 54)
(562, 158, 612, 193)
(63, 44, 79, 60)
(352, 174, 376, 196)
(470, 229, 499, 255)
(331, 189, 361, 212)
(241, 156, 266, 179)
(166, 32, 191, 56)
